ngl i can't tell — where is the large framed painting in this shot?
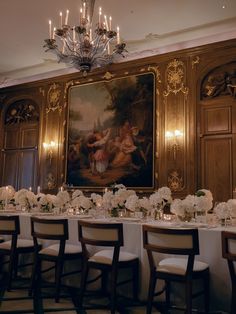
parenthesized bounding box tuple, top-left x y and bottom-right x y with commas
(66, 72, 155, 191)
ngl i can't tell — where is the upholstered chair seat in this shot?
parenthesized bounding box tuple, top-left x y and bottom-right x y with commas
(89, 249, 138, 265)
(158, 257, 209, 275)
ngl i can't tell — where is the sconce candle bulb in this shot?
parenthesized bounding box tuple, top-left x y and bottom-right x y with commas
(165, 129, 183, 161)
(43, 141, 57, 165)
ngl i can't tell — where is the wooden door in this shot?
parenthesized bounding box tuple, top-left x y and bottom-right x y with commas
(199, 65, 236, 201)
(1, 100, 39, 190)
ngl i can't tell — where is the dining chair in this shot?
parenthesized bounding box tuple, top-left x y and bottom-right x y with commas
(78, 220, 139, 314)
(29, 217, 82, 303)
(143, 225, 210, 314)
(0, 215, 35, 290)
(222, 230, 236, 314)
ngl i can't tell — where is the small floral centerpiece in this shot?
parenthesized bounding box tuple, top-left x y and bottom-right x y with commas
(14, 188, 37, 212)
(138, 197, 152, 218)
(227, 199, 236, 217)
(108, 184, 136, 217)
(54, 190, 71, 213)
(37, 193, 58, 213)
(0, 186, 15, 209)
(214, 201, 232, 225)
(149, 187, 172, 219)
(170, 195, 196, 222)
(195, 189, 213, 213)
(71, 194, 94, 214)
(170, 189, 213, 222)
(125, 194, 139, 216)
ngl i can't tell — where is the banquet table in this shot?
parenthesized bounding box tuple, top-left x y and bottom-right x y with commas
(1, 211, 233, 312)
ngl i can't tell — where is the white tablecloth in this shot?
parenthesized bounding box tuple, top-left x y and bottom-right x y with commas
(5, 213, 233, 312)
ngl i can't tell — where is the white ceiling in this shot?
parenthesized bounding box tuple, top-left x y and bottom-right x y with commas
(0, 0, 236, 87)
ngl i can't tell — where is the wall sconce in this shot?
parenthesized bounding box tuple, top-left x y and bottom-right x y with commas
(43, 141, 57, 165)
(165, 129, 183, 161)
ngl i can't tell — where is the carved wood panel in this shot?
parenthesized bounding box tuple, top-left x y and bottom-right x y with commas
(1, 151, 18, 187)
(201, 103, 232, 135)
(200, 135, 233, 201)
(18, 150, 38, 189)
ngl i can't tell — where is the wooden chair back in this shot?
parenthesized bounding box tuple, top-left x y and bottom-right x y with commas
(78, 220, 123, 247)
(78, 220, 123, 263)
(0, 215, 20, 235)
(31, 217, 68, 240)
(143, 225, 199, 275)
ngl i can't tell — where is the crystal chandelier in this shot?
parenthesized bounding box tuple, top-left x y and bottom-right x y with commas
(44, 0, 127, 76)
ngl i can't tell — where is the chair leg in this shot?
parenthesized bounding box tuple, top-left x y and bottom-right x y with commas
(13, 253, 19, 279)
(55, 260, 64, 303)
(132, 259, 139, 301)
(7, 253, 15, 290)
(185, 280, 192, 314)
(110, 267, 118, 314)
(29, 257, 40, 297)
(165, 280, 171, 312)
(146, 272, 156, 314)
(101, 269, 108, 295)
(78, 262, 89, 308)
(204, 271, 210, 314)
(231, 281, 236, 314)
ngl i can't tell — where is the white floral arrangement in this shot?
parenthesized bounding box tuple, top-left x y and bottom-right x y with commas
(149, 186, 172, 208)
(37, 193, 58, 212)
(14, 189, 37, 210)
(71, 195, 93, 213)
(170, 195, 195, 219)
(195, 189, 213, 213)
(90, 193, 103, 207)
(71, 189, 84, 200)
(170, 189, 213, 219)
(0, 186, 16, 208)
(125, 194, 139, 212)
(214, 202, 232, 220)
(138, 197, 152, 216)
(227, 199, 236, 217)
(54, 190, 71, 210)
(104, 184, 136, 217)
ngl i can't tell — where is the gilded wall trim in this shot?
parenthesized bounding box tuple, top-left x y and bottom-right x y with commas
(46, 83, 62, 113)
(192, 56, 200, 69)
(163, 59, 189, 97)
(167, 169, 184, 191)
(102, 71, 115, 80)
(46, 172, 56, 190)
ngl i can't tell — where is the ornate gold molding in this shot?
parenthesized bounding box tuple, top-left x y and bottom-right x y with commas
(102, 71, 115, 80)
(163, 59, 189, 97)
(46, 172, 56, 190)
(167, 169, 184, 191)
(39, 87, 45, 97)
(192, 56, 200, 69)
(148, 65, 161, 83)
(148, 65, 161, 96)
(46, 83, 62, 113)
